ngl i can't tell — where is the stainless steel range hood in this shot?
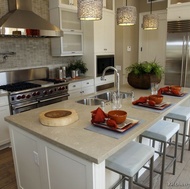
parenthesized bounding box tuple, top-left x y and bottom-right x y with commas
(0, 0, 63, 38)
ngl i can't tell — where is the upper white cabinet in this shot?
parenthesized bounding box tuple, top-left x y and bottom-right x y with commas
(49, 2, 83, 56)
(49, 0, 77, 9)
(167, 0, 190, 21)
(168, 0, 190, 7)
(94, 10, 115, 54)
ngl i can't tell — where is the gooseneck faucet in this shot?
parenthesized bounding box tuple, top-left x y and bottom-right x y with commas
(101, 66, 120, 96)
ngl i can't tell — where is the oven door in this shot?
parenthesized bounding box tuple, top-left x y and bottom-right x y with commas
(38, 94, 69, 107)
(11, 101, 38, 115)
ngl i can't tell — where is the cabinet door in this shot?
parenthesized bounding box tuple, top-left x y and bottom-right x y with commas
(61, 32, 83, 55)
(94, 10, 115, 54)
(0, 105, 10, 146)
(83, 86, 95, 95)
(45, 146, 93, 189)
(61, 9, 81, 31)
(11, 129, 42, 189)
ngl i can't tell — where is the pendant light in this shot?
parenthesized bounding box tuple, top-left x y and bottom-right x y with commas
(143, 0, 159, 30)
(117, 0, 137, 26)
(77, 0, 103, 21)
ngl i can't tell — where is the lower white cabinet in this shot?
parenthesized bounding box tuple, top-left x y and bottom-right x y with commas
(0, 95, 10, 147)
(9, 125, 105, 189)
(68, 79, 95, 99)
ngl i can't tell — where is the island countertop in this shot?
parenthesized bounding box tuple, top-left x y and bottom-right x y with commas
(5, 84, 190, 164)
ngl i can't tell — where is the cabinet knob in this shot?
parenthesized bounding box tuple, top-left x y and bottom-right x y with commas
(73, 85, 76, 88)
(86, 82, 89, 84)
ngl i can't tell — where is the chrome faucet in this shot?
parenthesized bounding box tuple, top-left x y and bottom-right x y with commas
(101, 66, 120, 96)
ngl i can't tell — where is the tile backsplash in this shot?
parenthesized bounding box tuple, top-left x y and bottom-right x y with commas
(0, 0, 74, 73)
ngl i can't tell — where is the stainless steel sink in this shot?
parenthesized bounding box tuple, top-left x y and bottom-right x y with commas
(76, 91, 134, 106)
(92, 91, 133, 101)
(76, 98, 106, 106)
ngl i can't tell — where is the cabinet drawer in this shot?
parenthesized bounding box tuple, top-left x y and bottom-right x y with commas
(82, 79, 94, 88)
(0, 96, 9, 107)
(68, 81, 82, 90)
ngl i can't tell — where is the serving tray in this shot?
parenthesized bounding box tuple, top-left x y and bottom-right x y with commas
(92, 118, 139, 133)
(136, 102, 171, 110)
(161, 91, 187, 97)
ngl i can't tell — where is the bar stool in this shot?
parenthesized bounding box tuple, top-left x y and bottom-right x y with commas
(106, 141, 154, 189)
(139, 120, 179, 189)
(164, 106, 190, 163)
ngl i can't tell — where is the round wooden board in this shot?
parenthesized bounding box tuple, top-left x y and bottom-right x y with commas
(39, 109, 79, 127)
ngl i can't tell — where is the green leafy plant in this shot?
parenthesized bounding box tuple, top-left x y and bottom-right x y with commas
(126, 60, 164, 79)
(67, 59, 88, 75)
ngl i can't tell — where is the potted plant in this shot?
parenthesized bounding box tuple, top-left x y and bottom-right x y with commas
(126, 60, 164, 89)
(66, 59, 88, 77)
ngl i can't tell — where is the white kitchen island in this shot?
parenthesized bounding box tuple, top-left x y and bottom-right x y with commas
(5, 84, 190, 189)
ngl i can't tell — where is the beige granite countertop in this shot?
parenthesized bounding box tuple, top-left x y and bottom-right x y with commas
(5, 84, 190, 164)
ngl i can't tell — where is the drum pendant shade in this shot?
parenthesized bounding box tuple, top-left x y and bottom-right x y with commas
(143, 0, 159, 30)
(77, 0, 103, 21)
(117, 6, 137, 26)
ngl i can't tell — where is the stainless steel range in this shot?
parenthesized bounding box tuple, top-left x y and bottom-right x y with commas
(0, 67, 69, 114)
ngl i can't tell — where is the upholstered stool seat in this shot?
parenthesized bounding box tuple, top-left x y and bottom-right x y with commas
(164, 106, 190, 163)
(106, 141, 154, 189)
(140, 120, 179, 189)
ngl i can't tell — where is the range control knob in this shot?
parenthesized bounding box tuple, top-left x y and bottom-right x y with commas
(17, 95, 22, 100)
(43, 90, 47, 95)
(26, 94, 31, 99)
(49, 89, 53, 94)
(21, 95, 25, 99)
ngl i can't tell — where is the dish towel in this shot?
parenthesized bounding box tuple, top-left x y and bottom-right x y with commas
(132, 96, 148, 105)
(91, 107, 118, 128)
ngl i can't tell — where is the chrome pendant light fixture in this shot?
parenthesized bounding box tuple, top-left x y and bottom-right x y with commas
(77, 0, 103, 21)
(117, 0, 137, 26)
(143, 0, 159, 30)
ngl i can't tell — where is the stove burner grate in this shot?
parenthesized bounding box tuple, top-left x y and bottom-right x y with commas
(0, 82, 41, 92)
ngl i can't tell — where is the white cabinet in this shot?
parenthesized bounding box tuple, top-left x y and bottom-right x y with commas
(68, 79, 95, 99)
(168, 0, 190, 7)
(167, 0, 190, 21)
(10, 129, 42, 189)
(49, 0, 77, 9)
(49, 5, 83, 56)
(94, 10, 115, 54)
(9, 126, 103, 189)
(0, 95, 10, 147)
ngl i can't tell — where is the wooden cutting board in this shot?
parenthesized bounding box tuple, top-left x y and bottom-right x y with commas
(39, 109, 79, 127)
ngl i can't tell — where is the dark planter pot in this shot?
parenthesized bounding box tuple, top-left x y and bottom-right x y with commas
(127, 72, 161, 89)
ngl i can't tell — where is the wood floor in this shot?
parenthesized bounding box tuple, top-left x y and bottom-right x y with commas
(0, 145, 190, 189)
(0, 148, 17, 189)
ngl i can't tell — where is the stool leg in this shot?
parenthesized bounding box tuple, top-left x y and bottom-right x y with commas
(160, 142, 166, 189)
(128, 177, 133, 189)
(122, 175, 126, 189)
(173, 131, 178, 175)
(150, 156, 154, 189)
(180, 121, 186, 163)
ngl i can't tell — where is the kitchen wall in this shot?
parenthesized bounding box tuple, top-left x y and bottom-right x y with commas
(0, 0, 75, 77)
(115, 0, 167, 85)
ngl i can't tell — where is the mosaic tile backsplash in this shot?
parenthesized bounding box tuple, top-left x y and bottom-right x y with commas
(0, 0, 74, 74)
